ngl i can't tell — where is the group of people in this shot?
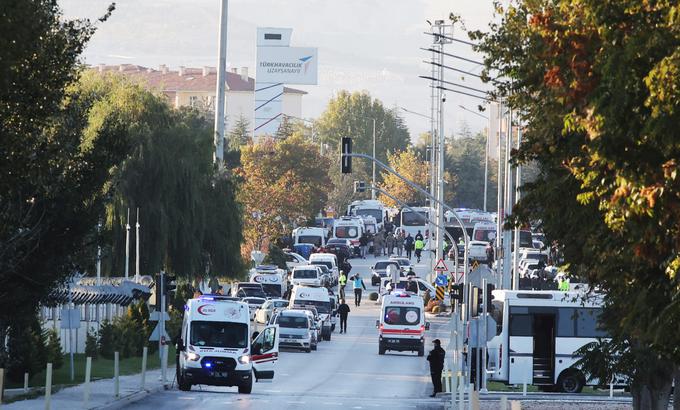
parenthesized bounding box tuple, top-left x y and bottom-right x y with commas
(338, 270, 367, 307)
(357, 228, 427, 263)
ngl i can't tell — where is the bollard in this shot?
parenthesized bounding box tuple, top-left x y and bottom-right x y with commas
(522, 381, 527, 396)
(24, 372, 29, 393)
(609, 378, 614, 398)
(468, 383, 474, 410)
(0, 368, 4, 406)
(499, 395, 508, 410)
(84, 356, 92, 407)
(510, 400, 522, 410)
(114, 351, 120, 398)
(45, 363, 52, 410)
(470, 387, 480, 410)
(140, 346, 148, 390)
(161, 344, 168, 386)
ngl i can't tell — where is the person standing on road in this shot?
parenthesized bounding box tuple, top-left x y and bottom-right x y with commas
(337, 299, 350, 333)
(352, 274, 367, 307)
(415, 230, 424, 241)
(339, 270, 348, 300)
(395, 230, 405, 257)
(385, 231, 395, 256)
(414, 238, 425, 263)
(427, 339, 446, 397)
(404, 233, 414, 260)
(359, 233, 369, 259)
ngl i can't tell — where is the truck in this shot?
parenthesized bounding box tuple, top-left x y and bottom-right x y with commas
(175, 295, 280, 393)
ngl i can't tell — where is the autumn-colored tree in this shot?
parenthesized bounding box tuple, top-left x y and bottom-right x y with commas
(379, 149, 429, 207)
(472, 1, 680, 407)
(237, 133, 332, 256)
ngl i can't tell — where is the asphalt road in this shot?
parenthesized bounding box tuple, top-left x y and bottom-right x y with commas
(125, 252, 451, 410)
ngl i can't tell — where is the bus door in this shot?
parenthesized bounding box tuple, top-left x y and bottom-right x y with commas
(508, 306, 533, 385)
(531, 311, 555, 385)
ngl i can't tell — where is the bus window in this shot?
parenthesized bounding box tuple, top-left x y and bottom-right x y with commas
(509, 307, 532, 336)
(575, 308, 606, 337)
(557, 307, 576, 337)
(491, 300, 504, 336)
(402, 210, 428, 226)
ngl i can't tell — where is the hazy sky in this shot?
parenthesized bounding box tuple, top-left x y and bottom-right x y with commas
(59, 0, 497, 140)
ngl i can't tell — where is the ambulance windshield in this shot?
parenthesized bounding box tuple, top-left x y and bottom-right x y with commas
(190, 321, 248, 348)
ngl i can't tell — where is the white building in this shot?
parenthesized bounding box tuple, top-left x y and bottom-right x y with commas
(93, 64, 306, 137)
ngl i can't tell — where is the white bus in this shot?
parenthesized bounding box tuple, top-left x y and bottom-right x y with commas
(348, 200, 386, 230)
(398, 206, 432, 240)
(486, 290, 606, 393)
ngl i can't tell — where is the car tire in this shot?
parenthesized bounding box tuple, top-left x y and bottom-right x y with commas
(177, 369, 191, 392)
(418, 345, 425, 357)
(311, 343, 317, 351)
(379, 343, 386, 355)
(305, 348, 312, 353)
(238, 374, 253, 394)
(557, 370, 584, 393)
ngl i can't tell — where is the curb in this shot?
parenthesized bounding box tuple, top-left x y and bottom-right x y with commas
(94, 384, 168, 410)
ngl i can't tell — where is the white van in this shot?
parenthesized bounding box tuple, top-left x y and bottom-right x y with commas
(333, 217, 365, 252)
(249, 265, 288, 298)
(379, 277, 450, 307)
(309, 253, 339, 281)
(289, 285, 333, 341)
(176, 296, 280, 393)
(291, 265, 323, 287)
(292, 227, 327, 248)
(376, 292, 429, 356)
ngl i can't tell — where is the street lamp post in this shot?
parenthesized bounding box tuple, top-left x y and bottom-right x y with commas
(371, 118, 376, 200)
(213, 0, 229, 165)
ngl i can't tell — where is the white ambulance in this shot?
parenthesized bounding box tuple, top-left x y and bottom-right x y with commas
(289, 285, 333, 340)
(176, 295, 280, 394)
(249, 265, 288, 298)
(376, 291, 429, 356)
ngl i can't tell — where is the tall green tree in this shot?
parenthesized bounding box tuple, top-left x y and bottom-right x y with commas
(84, 72, 245, 279)
(445, 133, 498, 211)
(316, 90, 411, 180)
(472, 1, 680, 407)
(228, 114, 252, 150)
(0, 0, 121, 343)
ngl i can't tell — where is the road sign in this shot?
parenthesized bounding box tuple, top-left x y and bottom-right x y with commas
(435, 274, 448, 287)
(149, 323, 170, 342)
(149, 311, 170, 322)
(434, 258, 448, 272)
(471, 260, 480, 270)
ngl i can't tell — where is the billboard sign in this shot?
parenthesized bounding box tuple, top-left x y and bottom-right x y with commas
(256, 46, 318, 85)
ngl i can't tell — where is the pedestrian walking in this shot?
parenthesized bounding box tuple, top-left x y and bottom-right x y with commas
(415, 230, 424, 241)
(427, 339, 445, 397)
(352, 274, 367, 307)
(337, 299, 350, 333)
(395, 230, 405, 257)
(374, 230, 384, 257)
(359, 233, 369, 259)
(414, 238, 425, 263)
(385, 232, 395, 256)
(404, 233, 414, 260)
(338, 270, 348, 300)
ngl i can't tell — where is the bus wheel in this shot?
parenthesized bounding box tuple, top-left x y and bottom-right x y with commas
(557, 370, 584, 393)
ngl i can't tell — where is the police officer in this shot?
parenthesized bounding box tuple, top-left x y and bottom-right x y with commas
(426, 339, 445, 397)
(414, 238, 425, 263)
(339, 270, 348, 300)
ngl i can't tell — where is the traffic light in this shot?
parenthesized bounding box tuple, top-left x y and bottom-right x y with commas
(154, 273, 162, 308)
(164, 274, 177, 296)
(341, 137, 352, 174)
(353, 180, 366, 193)
(450, 283, 464, 302)
(486, 283, 495, 314)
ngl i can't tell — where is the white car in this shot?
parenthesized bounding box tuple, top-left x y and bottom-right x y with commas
(242, 297, 267, 321)
(284, 252, 307, 271)
(291, 265, 323, 287)
(255, 298, 290, 324)
(389, 256, 413, 273)
(467, 240, 490, 262)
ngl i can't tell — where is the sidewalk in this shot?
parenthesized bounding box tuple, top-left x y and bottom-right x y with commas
(4, 366, 174, 410)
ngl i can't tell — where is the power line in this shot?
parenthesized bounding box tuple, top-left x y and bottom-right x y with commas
(430, 85, 491, 102)
(423, 31, 478, 47)
(419, 75, 490, 95)
(421, 47, 484, 66)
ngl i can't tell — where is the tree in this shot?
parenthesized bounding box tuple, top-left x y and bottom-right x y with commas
(228, 114, 251, 150)
(87, 72, 244, 280)
(237, 134, 332, 255)
(0, 0, 123, 366)
(379, 149, 429, 207)
(445, 132, 498, 210)
(472, 1, 680, 407)
(316, 90, 411, 180)
(275, 116, 296, 139)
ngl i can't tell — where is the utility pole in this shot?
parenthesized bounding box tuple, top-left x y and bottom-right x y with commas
(135, 207, 140, 282)
(371, 118, 376, 200)
(512, 125, 522, 290)
(213, 0, 229, 165)
(496, 99, 504, 288)
(124, 208, 130, 280)
(502, 108, 513, 290)
(483, 117, 490, 212)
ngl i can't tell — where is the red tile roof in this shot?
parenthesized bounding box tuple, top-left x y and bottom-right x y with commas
(91, 64, 307, 95)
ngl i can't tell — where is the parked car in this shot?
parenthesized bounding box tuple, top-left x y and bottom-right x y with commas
(273, 309, 315, 353)
(370, 260, 402, 286)
(388, 256, 412, 272)
(284, 252, 308, 271)
(242, 297, 267, 321)
(255, 298, 290, 324)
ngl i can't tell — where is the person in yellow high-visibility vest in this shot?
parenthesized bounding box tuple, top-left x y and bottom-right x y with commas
(414, 238, 425, 263)
(558, 275, 570, 291)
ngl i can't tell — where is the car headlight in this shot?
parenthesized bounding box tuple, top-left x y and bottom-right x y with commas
(187, 352, 201, 361)
(238, 355, 250, 364)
